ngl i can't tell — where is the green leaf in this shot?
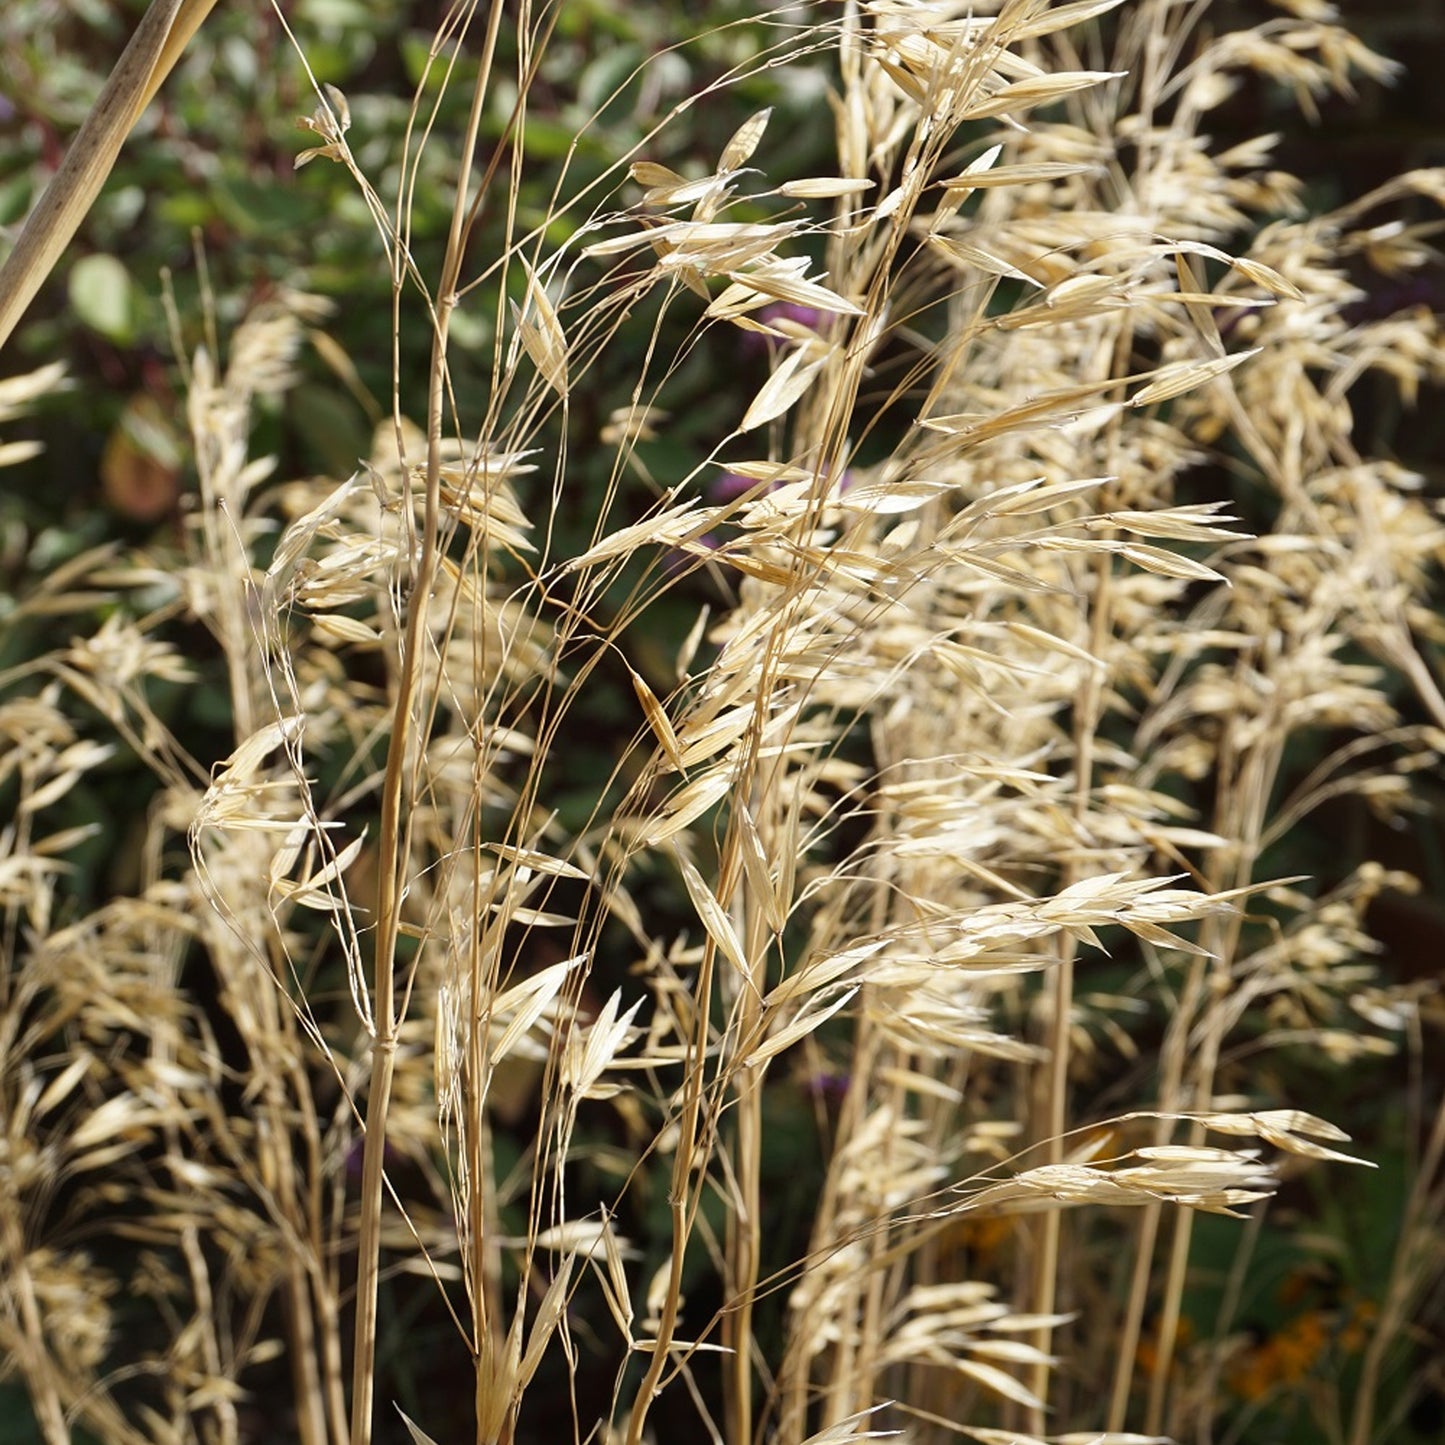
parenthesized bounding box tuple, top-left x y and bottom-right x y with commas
(212, 179, 311, 238)
(68, 253, 134, 344)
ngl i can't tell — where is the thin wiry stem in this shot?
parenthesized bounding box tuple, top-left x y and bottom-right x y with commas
(350, 4, 509, 1440)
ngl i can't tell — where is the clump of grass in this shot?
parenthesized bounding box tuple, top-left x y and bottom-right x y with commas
(4, 2, 1445, 1444)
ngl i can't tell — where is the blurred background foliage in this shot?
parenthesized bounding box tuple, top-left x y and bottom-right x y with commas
(2, 2, 1445, 1443)
(0, 0, 839, 503)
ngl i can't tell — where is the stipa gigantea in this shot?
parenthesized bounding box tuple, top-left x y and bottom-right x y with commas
(4, 3, 1445, 1445)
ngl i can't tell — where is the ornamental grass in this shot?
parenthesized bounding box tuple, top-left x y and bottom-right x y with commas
(2, 2, 1444, 1443)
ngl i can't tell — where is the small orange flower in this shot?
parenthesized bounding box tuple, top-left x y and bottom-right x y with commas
(1225, 1311, 1332, 1401)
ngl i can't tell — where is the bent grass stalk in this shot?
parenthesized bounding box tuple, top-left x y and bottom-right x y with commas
(0, 0, 221, 354)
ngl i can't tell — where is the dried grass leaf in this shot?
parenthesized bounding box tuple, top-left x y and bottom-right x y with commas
(629, 665, 685, 773)
(779, 177, 877, 199)
(720, 107, 771, 172)
(958, 70, 1124, 122)
(488, 954, 586, 1067)
(674, 847, 748, 976)
(641, 768, 732, 847)
(798, 1403, 900, 1444)
(953, 1357, 1046, 1410)
(512, 257, 568, 395)
(396, 1410, 443, 1445)
(1131, 349, 1258, 406)
(742, 348, 831, 432)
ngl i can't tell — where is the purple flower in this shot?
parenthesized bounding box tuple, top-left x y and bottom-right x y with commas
(664, 531, 722, 575)
(710, 471, 761, 503)
(758, 301, 824, 331)
(344, 1137, 405, 1183)
(803, 1068, 851, 1102)
(741, 302, 826, 357)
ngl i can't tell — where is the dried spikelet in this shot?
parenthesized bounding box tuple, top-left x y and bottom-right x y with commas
(511, 257, 569, 396)
(0, 361, 68, 467)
